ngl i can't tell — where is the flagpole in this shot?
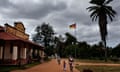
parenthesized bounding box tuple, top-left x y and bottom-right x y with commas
(74, 23, 77, 58)
(69, 23, 77, 58)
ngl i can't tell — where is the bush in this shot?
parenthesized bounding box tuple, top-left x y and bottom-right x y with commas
(43, 56, 50, 61)
(110, 57, 119, 62)
(83, 69, 93, 72)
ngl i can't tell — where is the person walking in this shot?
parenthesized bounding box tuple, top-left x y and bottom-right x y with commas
(63, 60, 66, 72)
(68, 56, 74, 72)
(57, 56, 61, 65)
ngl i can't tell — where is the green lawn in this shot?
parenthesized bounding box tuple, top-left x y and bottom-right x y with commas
(75, 59, 120, 64)
(0, 62, 40, 72)
(76, 65, 120, 72)
(75, 59, 120, 72)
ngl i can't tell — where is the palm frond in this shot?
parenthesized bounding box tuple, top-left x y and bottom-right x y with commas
(105, 6, 117, 21)
(106, 6, 117, 15)
(86, 6, 99, 12)
(90, 10, 98, 21)
(90, 0, 105, 5)
(107, 13, 113, 21)
(87, 6, 100, 21)
(91, 14, 98, 21)
(104, 0, 113, 4)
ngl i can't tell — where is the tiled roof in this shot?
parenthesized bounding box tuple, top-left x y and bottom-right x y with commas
(0, 32, 44, 50)
(0, 26, 4, 31)
(0, 32, 19, 40)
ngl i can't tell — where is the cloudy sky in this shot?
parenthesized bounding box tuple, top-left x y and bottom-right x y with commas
(0, 0, 120, 47)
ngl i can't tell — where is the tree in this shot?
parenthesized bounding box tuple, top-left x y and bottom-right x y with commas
(90, 42, 105, 59)
(65, 32, 77, 45)
(112, 44, 120, 57)
(87, 0, 116, 61)
(32, 22, 55, 56)
(40, 23, 55, 48)
(77, 42, 91, 59)
(56, 35, 65, 57)
(32, 26, 43, 44)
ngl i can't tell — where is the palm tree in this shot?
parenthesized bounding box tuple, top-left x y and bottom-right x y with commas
(87, 0, 116, 61)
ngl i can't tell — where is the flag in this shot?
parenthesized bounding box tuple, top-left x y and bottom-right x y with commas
(69, 23, 76, 29)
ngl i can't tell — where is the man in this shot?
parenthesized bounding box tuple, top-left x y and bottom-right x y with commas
(68, 56, 74, 72)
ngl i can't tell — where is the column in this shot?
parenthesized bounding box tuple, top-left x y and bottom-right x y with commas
(20, 48, 26, 59)
(23, 48, 26, 59)
(12, 46, 18, 60)
(39, 50, 41, 57)
(31, 49, 33, 55)
(20, 48, 27, 64)
(0, 46, 3, 59)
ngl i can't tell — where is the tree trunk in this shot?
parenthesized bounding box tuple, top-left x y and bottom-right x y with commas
(103, 40, 107, 62)
(99, 13, 108, 62)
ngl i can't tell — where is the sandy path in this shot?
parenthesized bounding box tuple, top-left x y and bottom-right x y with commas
(11, 59, 120, 72)
(11, 59, 79, 72)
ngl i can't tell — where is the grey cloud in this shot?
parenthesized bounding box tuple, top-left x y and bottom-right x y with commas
(0, 0, 11, 7)
(0, 0, 67, 19)
(77, 24, 100, 42)
(0, 0, 119, 47)
(108, 24, 120, 39)
(57, 9, 94, 26)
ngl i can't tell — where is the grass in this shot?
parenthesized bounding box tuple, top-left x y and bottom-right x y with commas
(76, 65, 120, 72)
(75, 59, 120, 64)
(0, 62, 41, 72)
(75, 59, 120, 72)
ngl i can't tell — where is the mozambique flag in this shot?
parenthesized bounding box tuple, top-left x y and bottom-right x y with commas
(69, 23, 76, 29)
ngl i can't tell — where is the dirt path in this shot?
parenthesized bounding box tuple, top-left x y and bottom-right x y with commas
(11, 59, 120, 72)
(11, 59, 79, 72)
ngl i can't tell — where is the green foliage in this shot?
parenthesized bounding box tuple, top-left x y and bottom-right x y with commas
(32, 22, 55, 56)
(65, 32, 77, 45)
(0, 62, 40, 72)
(112, 44, 120, 57)
(43, 56, 51, 61)
(77, 42, 91, 59)
(45, 45, 55, 56)
(64, 44, 76, 57)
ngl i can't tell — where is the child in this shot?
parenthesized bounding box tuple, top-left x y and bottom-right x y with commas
(63, 60, 66, 72)
(57, 56, 61, 65)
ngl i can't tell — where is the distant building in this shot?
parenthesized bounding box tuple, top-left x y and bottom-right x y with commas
(0, 22, 44, 65)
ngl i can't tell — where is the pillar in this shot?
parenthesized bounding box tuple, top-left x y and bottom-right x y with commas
(20, 48, 26, 59)
(23, 48, 26, 59)
(0, 46, 3, 59)
(12, 46, 18, 60)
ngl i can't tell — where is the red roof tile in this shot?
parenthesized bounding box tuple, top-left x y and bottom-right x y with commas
(0, 32, 19, 40)
(0, 26, 4, 31)
(0, 32, 44, 50)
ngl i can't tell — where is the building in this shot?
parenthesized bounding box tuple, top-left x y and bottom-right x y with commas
(0, 22, 44, 65)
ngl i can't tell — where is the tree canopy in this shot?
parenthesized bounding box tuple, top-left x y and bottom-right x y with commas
(32, 22, 55, 56)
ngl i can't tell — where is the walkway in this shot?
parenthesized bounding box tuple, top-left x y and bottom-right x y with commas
(11, 59, 79, 72)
